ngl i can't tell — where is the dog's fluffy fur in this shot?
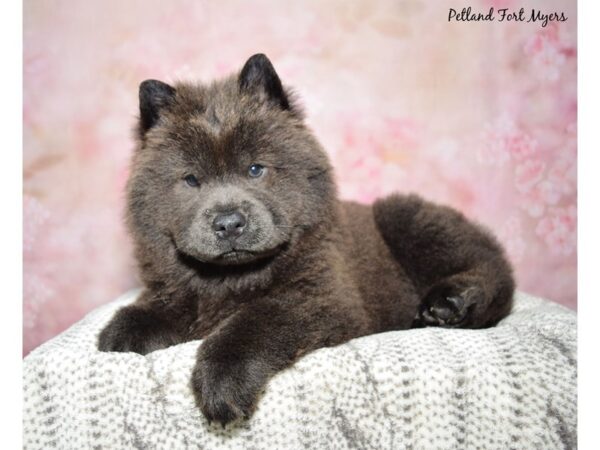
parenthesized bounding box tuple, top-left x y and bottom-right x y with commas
(98, 54, 515, 425)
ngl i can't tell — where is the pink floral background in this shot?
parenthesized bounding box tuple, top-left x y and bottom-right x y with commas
(23, 0, 577, 355)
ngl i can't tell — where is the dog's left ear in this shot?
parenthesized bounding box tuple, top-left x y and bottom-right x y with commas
(139, 79, 176, 133)
(239, 54, 290, 110)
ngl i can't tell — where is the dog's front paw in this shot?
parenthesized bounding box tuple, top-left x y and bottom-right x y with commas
(417, 284, 483, 327)
(97, 305, 178, 355)
(192, 350, 267, 426)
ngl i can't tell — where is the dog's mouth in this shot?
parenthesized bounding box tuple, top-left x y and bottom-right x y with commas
(211, 246, 282, 266)
(174, 239, 289, 270)
(170, 223, 298, 271)
(175, 245, 288, 281)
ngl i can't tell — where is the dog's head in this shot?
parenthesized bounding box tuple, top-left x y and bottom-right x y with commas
(128, 54, 336, 270)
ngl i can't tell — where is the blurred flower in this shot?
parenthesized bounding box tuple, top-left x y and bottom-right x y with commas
(523, 23, 571, 82)
(507, 133, 539, 161)
(23, 195, 50, 255)
(478, 114, 539, 166)
(536, 205, 576, 256)
(515, 158, 545, 193)
(536, 180, 562, 205)
(548, 156, 576, 195)
(23, 196, 53, 337)
(519, 186, 546, 218)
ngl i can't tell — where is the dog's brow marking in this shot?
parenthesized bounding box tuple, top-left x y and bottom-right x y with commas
(207, 108, 221, 128)
(189, 109, 221, 136)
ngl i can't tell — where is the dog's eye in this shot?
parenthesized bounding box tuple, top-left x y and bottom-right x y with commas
(248, 164, 265, 178)
(184, 174, 200, 187)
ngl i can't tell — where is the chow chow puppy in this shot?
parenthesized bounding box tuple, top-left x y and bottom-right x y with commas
(98, 54, 515, 426)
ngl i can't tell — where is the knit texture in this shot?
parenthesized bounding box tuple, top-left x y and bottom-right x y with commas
(23, 290, 577, 449)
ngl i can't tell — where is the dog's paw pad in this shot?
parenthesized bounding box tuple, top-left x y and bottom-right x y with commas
(418, 286, 481, 327)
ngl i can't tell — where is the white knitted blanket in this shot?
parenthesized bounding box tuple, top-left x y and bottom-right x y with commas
(23, 290, 577, 449)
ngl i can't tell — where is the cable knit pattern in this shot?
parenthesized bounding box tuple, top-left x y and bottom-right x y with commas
(23, 290, 576, 449)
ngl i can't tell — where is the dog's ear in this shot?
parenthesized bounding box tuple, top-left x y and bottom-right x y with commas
(138, 79, 176, 133)
(239, 54, 290, 110)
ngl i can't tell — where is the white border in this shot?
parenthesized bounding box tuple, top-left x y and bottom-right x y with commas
(1, 0, 22, 447)
(578, 0, 598, 447)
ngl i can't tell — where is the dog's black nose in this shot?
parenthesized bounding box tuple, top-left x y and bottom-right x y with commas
(212, 211, 247, 239)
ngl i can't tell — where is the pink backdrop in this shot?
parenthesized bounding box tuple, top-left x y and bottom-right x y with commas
(23, 0, 577, 355)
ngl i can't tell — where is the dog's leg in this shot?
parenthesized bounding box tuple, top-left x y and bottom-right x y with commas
(97, 290, 195, 354)
(191, 294, 369, 426)
(373, 193, 515, 328)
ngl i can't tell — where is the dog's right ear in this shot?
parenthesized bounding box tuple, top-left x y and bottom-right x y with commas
(239, 54, 290, 110)
(139, 80, 176, 133)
